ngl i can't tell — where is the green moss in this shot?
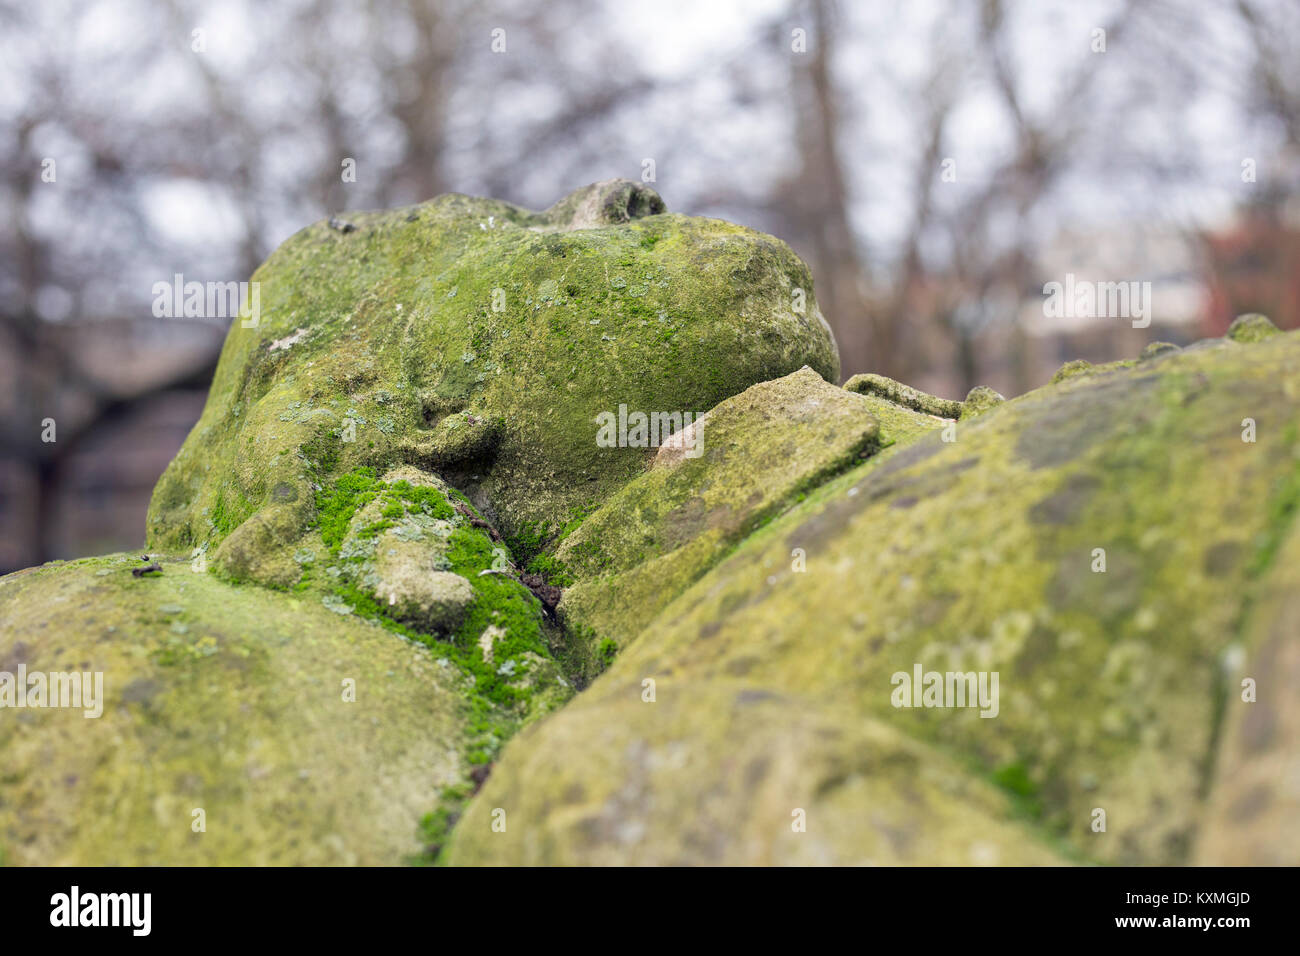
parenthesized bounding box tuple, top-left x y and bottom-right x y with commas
(525, 552, 574, 587)
(209, 489, 255, 535)
(414, 784, 471, 865)
(504, 521, 546, 565)
(388, 480, 456, 521)
(315, 466, 381, 551)
(302, 465, 572, 864)
(991, 761, 1044, 819)
(302, 429, 343, 475)
(597, 637, 619, 666)
(443, 527, 550, 704)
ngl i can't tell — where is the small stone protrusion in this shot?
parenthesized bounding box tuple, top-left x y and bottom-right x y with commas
(1050, 359, 1093, 384)
(383, 568, 475, 633)
(400, 411, 502, 471)
(544, 179, 666, 231)
(1139, 341, 1181, 362)
(960, 385, 1005, 420)
(843, 372, 963, 419)
(1226, 313, 1280, 344)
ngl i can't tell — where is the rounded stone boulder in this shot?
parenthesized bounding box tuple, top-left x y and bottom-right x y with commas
(379, 564, 474, 633)
(0, 553, 469, 865)
(146, 179, 841, 590)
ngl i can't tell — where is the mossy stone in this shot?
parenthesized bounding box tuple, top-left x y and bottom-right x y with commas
(8, 171, 1297, 868)
(843, 372, 963, 419)
(960, 385, 1006, 419)
(0, 553, 467, 864)
(146, 179, 840, 584)
(450, 328, 1300, 865)
(1138, 341, 1181, 362)
(1226, 312, 1280, 344)
(1050, 359, 1093, 384)
(556, 366, 881, 646)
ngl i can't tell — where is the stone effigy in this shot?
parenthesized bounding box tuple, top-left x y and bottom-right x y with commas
(1, 181, 1296, 866)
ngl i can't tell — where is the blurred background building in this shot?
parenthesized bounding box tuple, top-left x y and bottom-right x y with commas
(3, 0, 1299, 572)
